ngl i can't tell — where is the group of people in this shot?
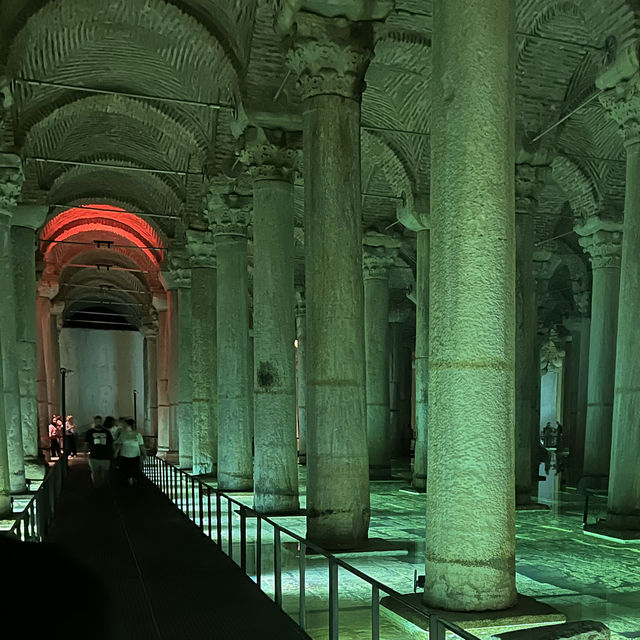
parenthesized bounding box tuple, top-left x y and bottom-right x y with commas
(48, 414, 78, 459)
(85, 415, 147, 487)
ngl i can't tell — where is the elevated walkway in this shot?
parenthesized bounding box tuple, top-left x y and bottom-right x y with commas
(36, 457, 310, 640)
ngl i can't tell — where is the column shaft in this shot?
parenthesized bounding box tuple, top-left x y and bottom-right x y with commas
(144, 335, 159, 439)
(295, 296, 307, 464)
(36, 297, 49, 449)
(252, 178, 299, 512)
(608, 143, 640, 528)
(413, 229, 429, 491)
(583, 263, 620, 477)
(156, 308, 173, 456)
(515, 214, 537, 504)
(364, 273, 391, 478)
(427, 0, 516, 610)
(176, 286, 192, 469)
(191, 266, 217, 476)
(216, 235, 252, 491)
(0, 216, 26, 491)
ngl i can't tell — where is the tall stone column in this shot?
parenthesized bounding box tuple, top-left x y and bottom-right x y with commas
(240, 128, 300, 513)
(574, 222, 622, 479)
(142, 315, 159, 440)
(389, 308, 410, 458)
(0, 154, 27, 492)
(594, 57, 640, 532)
(427, 0, 516, 610)
(155, 297, 175, 458)
(12, 206, 47, 461)
(413, 228, 430, 491)
(363, 233, 399, 479)
(187, 229, 218, 476)
(165, 253, 192, 469)
(295, 290, 307, 465)
(288, 13, 372, 548)
(208, 189, 253, 491)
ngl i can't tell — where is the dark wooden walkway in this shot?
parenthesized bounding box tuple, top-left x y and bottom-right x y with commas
(40, 457, 310, 640)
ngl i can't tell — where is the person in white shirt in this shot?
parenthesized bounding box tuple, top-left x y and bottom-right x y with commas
(114, 418, 146, 486)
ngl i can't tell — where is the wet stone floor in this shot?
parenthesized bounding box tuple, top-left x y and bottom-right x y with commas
(178, 462, 639, 640)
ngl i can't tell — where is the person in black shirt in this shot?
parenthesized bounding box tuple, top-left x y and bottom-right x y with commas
(85, 416, 114, 487)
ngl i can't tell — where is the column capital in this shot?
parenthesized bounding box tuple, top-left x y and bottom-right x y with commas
(597, 45, 640, 146)
(238, 127, 302, 183)
(295, 288, 306, 316)
(286, 12, 374, 101)
(0, 153, 24, 215)
(186, 228, 216, 268)
(540, 329, 566, 373)
(362, 232, 400, 280)
(397, 192, 430, 231)
(164, 247, 191, 289)
(576, 220, 623, 270)
(205, 184, 252, 238)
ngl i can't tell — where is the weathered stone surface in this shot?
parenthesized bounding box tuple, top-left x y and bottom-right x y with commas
(426, 0, 516, 610)
(492, 620, 610, 640)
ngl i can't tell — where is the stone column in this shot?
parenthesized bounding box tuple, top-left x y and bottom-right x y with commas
(0, 154, 27, 492)
(295, 290, 307, 465)
(388, 308, 410, 458)
(574, 221, 622, 479)
(155, 297, 175, 458)
(208, 189, 253, 491)
(288, 13, 372, 547)
(240, 128, 300, 513)
(363, 233, 399, 479)
(142, 315, 159, 440)
(413, 228, 430, 491)
(11, 206, 47, 461)
(187, 229, 218, 476)
(166, 253, 192, 469)
(595, 58, 640, 532)
(427, 0, 516, 610)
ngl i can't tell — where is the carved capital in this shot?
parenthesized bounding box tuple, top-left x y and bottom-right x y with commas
(0, 154, 24, 215)
(540, 331, 566, 373)
(576, 225, 623, 270)
(286, 13, 373, 101)
(239, 127, 301, 183)
(572, 287, 591, 317)
(295, 289, 306, 316)
(363, 231, 401, 280)
(164, 248, 191, 289)
(142, 310, 159, 339)
(186, 229, 216, 268)
(205, 184, 252, 238)
(598, 77, 640, 147)
(515, 164, 550, 214)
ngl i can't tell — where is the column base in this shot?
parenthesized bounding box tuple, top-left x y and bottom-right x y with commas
(380, 593, 565, 632)
(412, 475, 427, 492)
(584, 516, 640, 542)
(254, 494, 300, 515)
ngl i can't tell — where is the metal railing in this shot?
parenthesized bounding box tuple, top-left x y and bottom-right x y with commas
(143, 455, 481, 640)
(6, 456, 68, 542)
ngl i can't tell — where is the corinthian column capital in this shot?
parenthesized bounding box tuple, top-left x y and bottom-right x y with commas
(286, 13, 374, 101)
(0, 153, 24, 215)
(515, 163, 550, 215)
(362, 232, 400, 280)
(186, 229, 216, 269)
(205, 183, 252, 238)
(578, 229, 623, 269)
(238, 127, 301, 183)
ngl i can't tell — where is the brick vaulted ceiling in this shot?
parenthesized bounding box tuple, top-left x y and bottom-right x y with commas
(0, 0, 636, 328)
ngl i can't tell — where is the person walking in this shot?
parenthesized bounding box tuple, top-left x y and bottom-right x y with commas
(49, 417, 62, 459)
(65, 415, 78, 457)
(85, 416, 113, 487)
(114, 418, 146, 486)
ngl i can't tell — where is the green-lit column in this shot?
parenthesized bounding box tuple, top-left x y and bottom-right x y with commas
(11, 205, 47, 462)
(0, 154, 27, 493)
(596, 57, 640, 532)
(288, 13, 372, 548)
(141, 317, 159, 439)
(295, 290, 307, 465)
(427, 0, 516, 610)
(187, 229, 218, 477)
(240, 128, 300, 513)
(209, 190, 253, 492)
(575, 222, 622, 479)
(363, 233, 399, 479)
(165, 253, 192, 470)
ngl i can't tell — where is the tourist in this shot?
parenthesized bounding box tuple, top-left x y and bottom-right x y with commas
(85, 415, 113, 487)
(49, 416, 61, 459)
(115, 418, 146, 486)
(66, 415, 78, 457)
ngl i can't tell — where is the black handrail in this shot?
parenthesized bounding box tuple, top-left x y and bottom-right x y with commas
(143, 455, 481, 640)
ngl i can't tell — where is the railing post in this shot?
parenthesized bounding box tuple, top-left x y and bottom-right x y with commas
(256, 518, 262, 588)
(207, 486, 212, 539)
(184, 472, 190, 517)
(199, 481, 204, 533)
(371, 585, 380, 640)
(299, 541, 306, 630)
(274, 528, 282, 607)
(429, 614, 446, 640)
(191, 478, 196, 523)
(329, 558, 339, 640)
(227, 499, 233, 558)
